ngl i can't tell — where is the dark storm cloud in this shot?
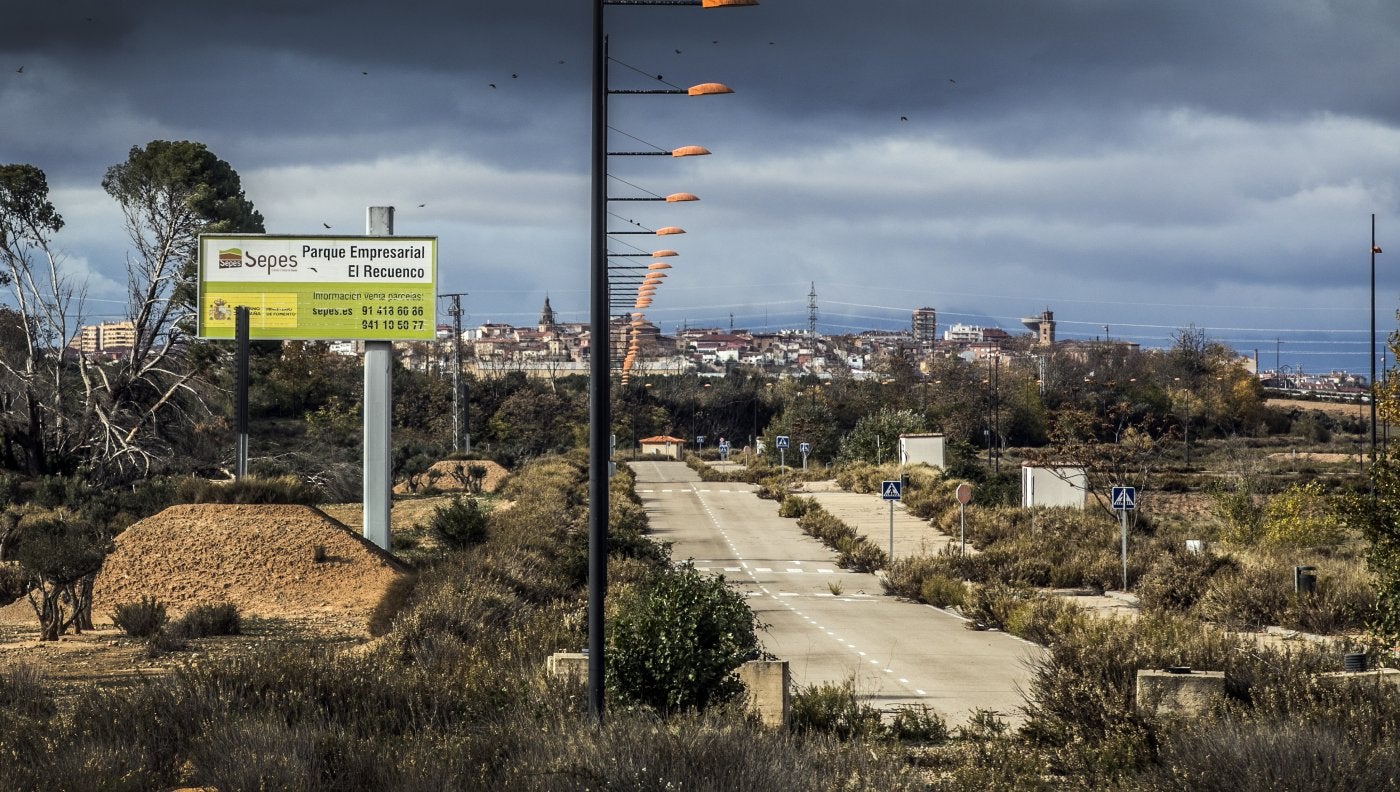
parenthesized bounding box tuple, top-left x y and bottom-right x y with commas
(3, 0, 1398, 371)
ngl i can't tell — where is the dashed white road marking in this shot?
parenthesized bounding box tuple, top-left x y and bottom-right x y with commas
(673, 480, 930, 706)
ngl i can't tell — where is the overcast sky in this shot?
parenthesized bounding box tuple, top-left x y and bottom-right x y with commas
(4, 0, 1399, 374)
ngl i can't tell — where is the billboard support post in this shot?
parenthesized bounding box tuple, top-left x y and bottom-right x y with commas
(234, 306, 250, 479)
(363, 207, 395, 551)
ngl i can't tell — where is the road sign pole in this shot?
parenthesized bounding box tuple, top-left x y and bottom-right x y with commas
(954, 482, 973, 560)
(889, 499, 895, 562)
(959, 502, 966, 558)
(780, 448, 785, 472)
(1120, 507, 1128, 591)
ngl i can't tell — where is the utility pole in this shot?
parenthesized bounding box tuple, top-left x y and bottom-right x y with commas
(442, 292, 470, 453)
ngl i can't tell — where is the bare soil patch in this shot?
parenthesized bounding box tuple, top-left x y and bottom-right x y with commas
(1267, 397, 1368, 419)
(0, 502, 420, 691)
(1265, 451, 1360, 464)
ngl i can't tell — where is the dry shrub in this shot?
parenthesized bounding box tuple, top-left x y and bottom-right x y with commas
(1142, 719, 1400, 792)
(778, 495, 815, 518)
(1021, 611, 1245, 751)
(174, 474, 322, 505)
(796, 504, 887, 572)
(919, 574, 966, 608)
(882, 554, 956, 600)
(113, 595, 168, 638)
(176, 602, 241, 638)
(1194, 560, 1289, 630)
(1137, 549, 1237, 613)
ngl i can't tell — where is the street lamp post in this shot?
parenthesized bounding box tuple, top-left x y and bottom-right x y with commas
(1372, 212, 1383, 463)
(590, 0, 756, 722)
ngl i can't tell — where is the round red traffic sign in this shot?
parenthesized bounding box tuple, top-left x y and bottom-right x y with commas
(955, 482, 973, 505)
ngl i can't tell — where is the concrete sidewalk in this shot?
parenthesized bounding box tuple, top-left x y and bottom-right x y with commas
(794, 481, 962, 561)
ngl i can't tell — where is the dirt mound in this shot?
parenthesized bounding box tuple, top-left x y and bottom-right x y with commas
(394, 459, 509, 495)
(89, 504, 409, 632)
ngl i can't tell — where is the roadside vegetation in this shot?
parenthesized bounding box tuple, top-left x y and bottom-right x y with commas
(4, 157, 1400, 788)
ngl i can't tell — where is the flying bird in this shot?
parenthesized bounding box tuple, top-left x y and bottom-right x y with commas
(1375, 245, 1385, 254)
(900, 116, 908, 121)
(674, 49, 682, 54)
(322, 223, 331, 229)
(417, 203, 426, 208)
(15, 66, 22, 74)
(362, 71, 368, 75)
(512, 73, 518, 78)
(489, 83, 497, 89)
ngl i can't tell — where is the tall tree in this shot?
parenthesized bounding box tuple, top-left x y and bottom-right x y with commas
(101, 140, 264, 359)
(0, 164, 81, 473)
(93, 141, 264, 477)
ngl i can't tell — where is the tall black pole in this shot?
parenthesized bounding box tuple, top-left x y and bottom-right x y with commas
(1373, 212, 1378, 464)
(993, 356, 1001, 474)
(588, 0, 610, 721)
(234, 307, 250, 479)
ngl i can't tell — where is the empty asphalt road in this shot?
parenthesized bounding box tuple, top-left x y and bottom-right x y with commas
(630, 460, 1041, 726)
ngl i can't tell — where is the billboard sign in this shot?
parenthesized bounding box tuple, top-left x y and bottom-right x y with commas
(197, 234, 437, 341)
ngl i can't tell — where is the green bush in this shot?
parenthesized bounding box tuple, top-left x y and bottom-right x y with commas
(607, 561, 761, 712)
(887, 704, 950, 743)
(176, 602, 242, 638)
(430, 495, 489, 549)
(112, 595, 168, 638)
(789, 678, 884, 740)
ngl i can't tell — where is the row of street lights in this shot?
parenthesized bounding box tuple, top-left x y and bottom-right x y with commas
(588, 0, 758, 720)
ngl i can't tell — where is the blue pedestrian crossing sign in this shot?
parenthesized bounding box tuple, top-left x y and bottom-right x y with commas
(881, 480, 903, 500)
(775, 435, 790, 450)
(799, 442, 811, 456)
(1111, 486, 1136, 511)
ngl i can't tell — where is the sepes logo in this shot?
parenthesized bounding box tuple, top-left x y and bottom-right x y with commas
(243, 248, 299, 274)
(218, 248, 243, 269)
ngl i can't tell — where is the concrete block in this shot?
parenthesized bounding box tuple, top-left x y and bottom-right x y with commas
(1135, 669, 1225, 717)
(739, 659, 790, 728)
(547, 652, 588, 683)
(1315, 667, 1400, 692)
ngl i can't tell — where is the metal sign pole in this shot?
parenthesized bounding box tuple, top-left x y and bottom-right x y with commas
(1120, 506, 1128, 591)
(234, 307, 249, 479)
(888, 500, 894, 562)
(363, 206, 394, 551)
(959, 502, 966, 558)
